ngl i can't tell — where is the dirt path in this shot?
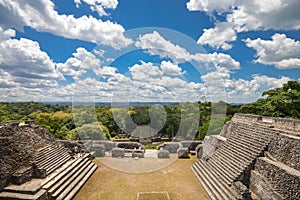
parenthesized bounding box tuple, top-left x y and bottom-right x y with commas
(74, 156, 209, 200)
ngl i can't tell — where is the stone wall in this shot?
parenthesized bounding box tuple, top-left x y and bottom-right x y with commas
(268, 134, 300, 170)
(80, 140, 115, 152)
(219, 121, 233, 138)
(232, 113, 300, 132)
(252, 157, 300, 199)
(57, 140, 86, 151)
(0, 121, 60, 192)
(11, 166, 34, 185)
(180, 140, 202, 151)
(250, 170, 284, 200)
(198, 135, 226, 159)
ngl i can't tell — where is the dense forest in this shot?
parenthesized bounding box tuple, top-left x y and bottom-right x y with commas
(240, 81, 300, 118)
(0, 81, 299, 141)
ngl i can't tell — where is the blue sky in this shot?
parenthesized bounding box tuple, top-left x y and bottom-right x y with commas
(0, 0, 299, 103)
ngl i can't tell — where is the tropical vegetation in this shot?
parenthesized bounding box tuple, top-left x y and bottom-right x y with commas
(0, 81, 299, 140)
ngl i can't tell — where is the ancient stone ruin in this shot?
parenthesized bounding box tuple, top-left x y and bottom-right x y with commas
(193, 113, 300, 200)
(0, 121, 97, 200)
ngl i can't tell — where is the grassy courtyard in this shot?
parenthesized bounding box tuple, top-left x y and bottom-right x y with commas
(74, 156, 209, 200)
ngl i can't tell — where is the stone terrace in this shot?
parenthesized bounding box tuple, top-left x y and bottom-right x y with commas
(192, 113, 300, 200)
(0, 121, 97, 200)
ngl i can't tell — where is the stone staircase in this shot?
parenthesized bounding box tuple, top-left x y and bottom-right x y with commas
(34, 145, 72, 178)
(0, 147, 97, 200)
(192, 121, 276, 200)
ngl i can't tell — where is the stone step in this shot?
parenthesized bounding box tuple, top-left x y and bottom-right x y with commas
(196, 160, 237, 199)
(213, 153, 242, 172)
(216, 148, 251, 169)
(36, 148, 69, 167)
(223, 141, 259, 157)
(0, 189, 47, 200)
(35, 145, 52, 155)
(56, 162, 97, 200)
(210, 151, 243, 176)
(192, 164, 224, 200)
(191, 165, 219, 200)
(42, 158, 83, 190)
(35, 146, 64, 162)
(37, 149, 70, 168)
(3, 159, 77, 195)
(235, 130, 270, 141)
(52, 161, 94, 199)
(220, 145, 254, 163)
(232, 128, 265, 142)
(206, 158, 234, 185)
(226, 139, 263, 155)
(219, 147, 253, 165)
(227, 144, 257, 161)
(63, 164, 97, 200)
(192, 161, 234, 200)
(48, 158, 90, 197)
(232, 135, 268, 149)
(230, 133, 267, 147)
(0, 153, 96, 200)
(214, 145, 246, 160)
(246, 122, 278, 132)
(234, 124, 273, 138)
(44, 155, 71, 175)
(36, 153, 67, 170)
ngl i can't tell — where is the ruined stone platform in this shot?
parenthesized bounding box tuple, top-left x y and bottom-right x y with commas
(0, 153, 97, 200)
(0, 121, 98, 200)
(192, 113, 300, 200)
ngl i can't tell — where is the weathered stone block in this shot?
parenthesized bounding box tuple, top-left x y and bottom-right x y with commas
(132, 151, 144, 158)
(195, 144, 204, 159)
(180, 140, 202, 151)
(91, 144, 105, 157)
(112, 147, 124, 158)
(115, 142, 144, 152)
(11, 166, 33, 185)
(93, 140, 114, 151)
(158, 149, 170, 158)
(177, 147, 189, 159)
(157, 142, 180, 153)
(200, 135, 226, 159)
(34, 168, 46, 179)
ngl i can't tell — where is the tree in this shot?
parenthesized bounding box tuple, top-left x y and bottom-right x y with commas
(75, 123, 110, 140)
(240, 81, 300, 118)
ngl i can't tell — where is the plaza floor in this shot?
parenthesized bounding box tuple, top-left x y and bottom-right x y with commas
(74, 155, 209, 200)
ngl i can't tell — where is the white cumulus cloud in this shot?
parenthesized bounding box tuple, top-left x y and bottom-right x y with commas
(245, 34, 300, 69)
(74, 0, 118, 16)
(57, 47, 102, 79)
(160, 61, 185, 76)
(187, 0, 300, 50)
(136, 31, 240, 70)
(135, 31, 190, 64)
(129, 61, 163, 81)
(0, 36, 63, 88)
(187, 0, 233, 14)
(197, 22, 237, 50)
(200, 67, 291, 103)
(0, 0, 132, 49)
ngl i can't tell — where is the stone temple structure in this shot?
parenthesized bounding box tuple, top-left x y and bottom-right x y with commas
(193, 113, 300, 200)
(0, 121, 97, 200)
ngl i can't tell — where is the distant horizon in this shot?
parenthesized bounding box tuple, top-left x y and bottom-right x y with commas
(0, 101, 245, 106)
